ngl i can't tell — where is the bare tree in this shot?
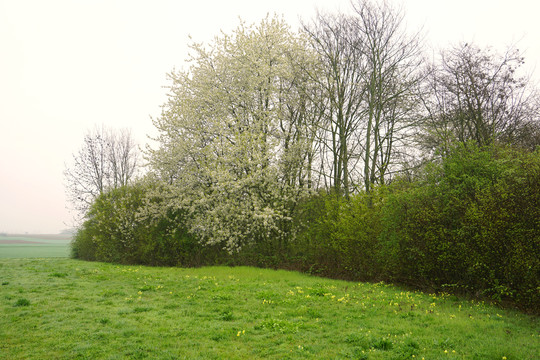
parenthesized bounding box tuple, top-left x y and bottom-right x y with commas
(418, 43, 540, 155)
(352, 0, 423, 194)
(64, 126, 139, 216)
(303, 0, 422, 196)
(303, 11, 368, 197)
(108, 128, 140, 188)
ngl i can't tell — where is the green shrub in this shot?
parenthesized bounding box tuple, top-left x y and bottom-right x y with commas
(292, 189, 384, 280)
(71, 181, 227, 267)
(78, 184, 147, 264)
(71, 223, 97, 261)
(381, 144, 540, 309)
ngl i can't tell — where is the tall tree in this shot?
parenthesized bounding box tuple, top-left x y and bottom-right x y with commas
(352, 0, 422, 194)
(64, 126, 139, 216)
(303, 0, 422, 196)
(148, 16, 319, 251)
(418, 43, 540, 155)
(303, 11, 365, 197)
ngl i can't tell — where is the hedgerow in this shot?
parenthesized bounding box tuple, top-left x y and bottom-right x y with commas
(72, 144, 540, 312)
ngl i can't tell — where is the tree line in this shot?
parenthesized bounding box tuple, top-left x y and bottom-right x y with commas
(66, 1, 539, 311)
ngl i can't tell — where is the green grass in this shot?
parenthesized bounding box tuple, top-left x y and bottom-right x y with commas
(0, 258, 538, 359)
(0, 235, 71, 258)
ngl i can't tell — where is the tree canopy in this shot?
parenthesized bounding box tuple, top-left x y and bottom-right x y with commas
(147, 16, 318, 251)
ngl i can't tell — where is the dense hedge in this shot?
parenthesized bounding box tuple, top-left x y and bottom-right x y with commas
(291, 144, 539, 310)
(71, 183, 226, 267)
(380, 145, 539, 308)
(72, 144, 540, 311)
(291, 189, 384, 280)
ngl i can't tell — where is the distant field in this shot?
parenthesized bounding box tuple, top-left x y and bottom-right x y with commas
(0, 234, 71, 258)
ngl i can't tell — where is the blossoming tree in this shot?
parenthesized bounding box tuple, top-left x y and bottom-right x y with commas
(147, 16, 320, 252)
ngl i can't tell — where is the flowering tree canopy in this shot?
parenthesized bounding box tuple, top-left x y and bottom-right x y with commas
(147, 16, 319, 251)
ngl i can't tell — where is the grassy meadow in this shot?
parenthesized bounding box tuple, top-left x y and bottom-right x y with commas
(0, 234, 71, 258)
(1, 257, 538, 359)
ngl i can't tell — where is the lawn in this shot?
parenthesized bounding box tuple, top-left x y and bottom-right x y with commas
(1, 258, 538, 359)
(0, 234, 71, 258)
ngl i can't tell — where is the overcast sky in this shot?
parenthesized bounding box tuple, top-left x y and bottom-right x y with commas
(1, 0, 539, 234)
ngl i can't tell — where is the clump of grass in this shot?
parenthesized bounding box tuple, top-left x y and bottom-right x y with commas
(309, 287, 326, 296)
(138, 284, 153, 292)
(219, 309, 234, 321)
(212, 293, 232, 301)
(372, 337, 393, 350)
(13, 298, 30, 307)
(132, 307, 152, 313)
(49, 272, 68, 278)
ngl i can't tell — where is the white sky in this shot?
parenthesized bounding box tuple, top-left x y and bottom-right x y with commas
(0, 0, 539, 234)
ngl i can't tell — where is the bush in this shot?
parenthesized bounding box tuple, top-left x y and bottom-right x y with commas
(292, 189, 384, 280)
(381, 144, 540, 309)
(71, 222, 98, 261)
(71, 182, 225, 266)
(291, 144, 539, 311)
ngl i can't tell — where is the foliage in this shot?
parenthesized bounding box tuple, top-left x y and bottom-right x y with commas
(292, 189, 384, 280)
(147, 16, 318, 252)
(380, 143, 540, 308)
(75, 183, 146, 263)
(71, 224, 98, 261)
(71, 182, 224, 266)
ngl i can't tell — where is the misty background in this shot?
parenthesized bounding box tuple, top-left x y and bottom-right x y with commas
(1, 0, 539, 234)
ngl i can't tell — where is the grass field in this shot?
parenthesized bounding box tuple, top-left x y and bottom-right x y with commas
(0, 234, 71, 258)
(0, 258, 538, 359)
